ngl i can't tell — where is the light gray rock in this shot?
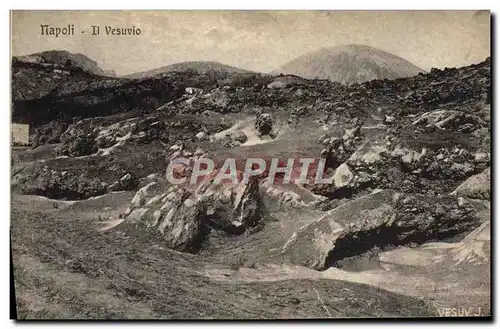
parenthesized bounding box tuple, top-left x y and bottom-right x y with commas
(473, 152, 490, 163)
(123, 176, 264, 251)
(401, 149, 425, 165)
(333, 163, 355, 188)
(452, 168, 490, 200)
(282, 190, 480, 270)
(384, 115, 395, 124)
(196, 131, 208, 141)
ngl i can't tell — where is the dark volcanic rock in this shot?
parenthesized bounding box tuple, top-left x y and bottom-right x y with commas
(59, 134, 97, 157)
(14, 168, 109, 200)
(31, 121, 69, 147)
(58, 124, 98, 157)
(12, 143, 166, 200)
(10, 51, 491, 319)
(12, 57, 97, 102)
(12, 72, 185, 126)
(255, 111, 274, 137)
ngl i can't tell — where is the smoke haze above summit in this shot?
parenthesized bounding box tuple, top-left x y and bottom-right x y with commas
(11, 10, 490, 76)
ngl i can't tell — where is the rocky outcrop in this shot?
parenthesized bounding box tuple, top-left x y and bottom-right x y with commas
(54, 115, 173, 157)
(314, 130, 490, 199)
(281, 190, 481, 270)
(13, 167, 109, 200)
(123, 176, 265, 252)
(59, 134, 97, 157)
(12, 143, 164, 200)
(124, 182, 203, 251)
(212, 127, 248, 148)
(412, 110, 483, 133)
(31, 121, 69, 147)
(332, 163, 355, 188)
(196, 176, 263, 232)
(445, 221, 490, 267)
(58, 122, 98, 157)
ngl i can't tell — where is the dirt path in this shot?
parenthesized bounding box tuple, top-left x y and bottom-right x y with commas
(13, 254, 156, 319)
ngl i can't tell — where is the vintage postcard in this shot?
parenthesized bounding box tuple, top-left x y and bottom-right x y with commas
(10, 10, 491, 320)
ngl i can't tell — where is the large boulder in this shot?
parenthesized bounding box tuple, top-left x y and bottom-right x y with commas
(348, 144, 388, 167)
(281, 190, 481, 270)
(190, 174, 263, 233)
(332, 163, 355, 188)
(123, 176, 264, 252)
(125, 184, 203, 251)
(451, 167, 490, 200)
(211, 122, 249, 148)
(255, 111, 274, 137)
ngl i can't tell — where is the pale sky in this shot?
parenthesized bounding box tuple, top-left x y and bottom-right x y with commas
(11, 10, 490, 76)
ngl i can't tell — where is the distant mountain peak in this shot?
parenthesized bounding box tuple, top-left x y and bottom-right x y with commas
(273, 44, 425, 85)
(124, 61, 254, 79)
(14, 50, 116, 77)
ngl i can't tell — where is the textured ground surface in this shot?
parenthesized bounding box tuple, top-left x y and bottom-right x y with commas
(10, 53, 491, 319)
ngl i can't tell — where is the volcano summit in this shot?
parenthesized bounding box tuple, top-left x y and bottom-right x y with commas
(273, 44, 426, 84)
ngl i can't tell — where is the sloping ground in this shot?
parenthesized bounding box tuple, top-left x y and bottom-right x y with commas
(11, 195, 436, 319)
(272, 44, 425, 84)
(12, 50, 120, 105)
(12, 59, 271, 127)
(11, 60, 103, 102)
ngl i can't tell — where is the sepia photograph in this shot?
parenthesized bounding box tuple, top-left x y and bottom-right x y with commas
(9, 9, 491, 320)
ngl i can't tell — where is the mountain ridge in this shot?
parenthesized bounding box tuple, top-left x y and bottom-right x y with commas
(14, 50, 116, 77)
(124, 61, 255, 79)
